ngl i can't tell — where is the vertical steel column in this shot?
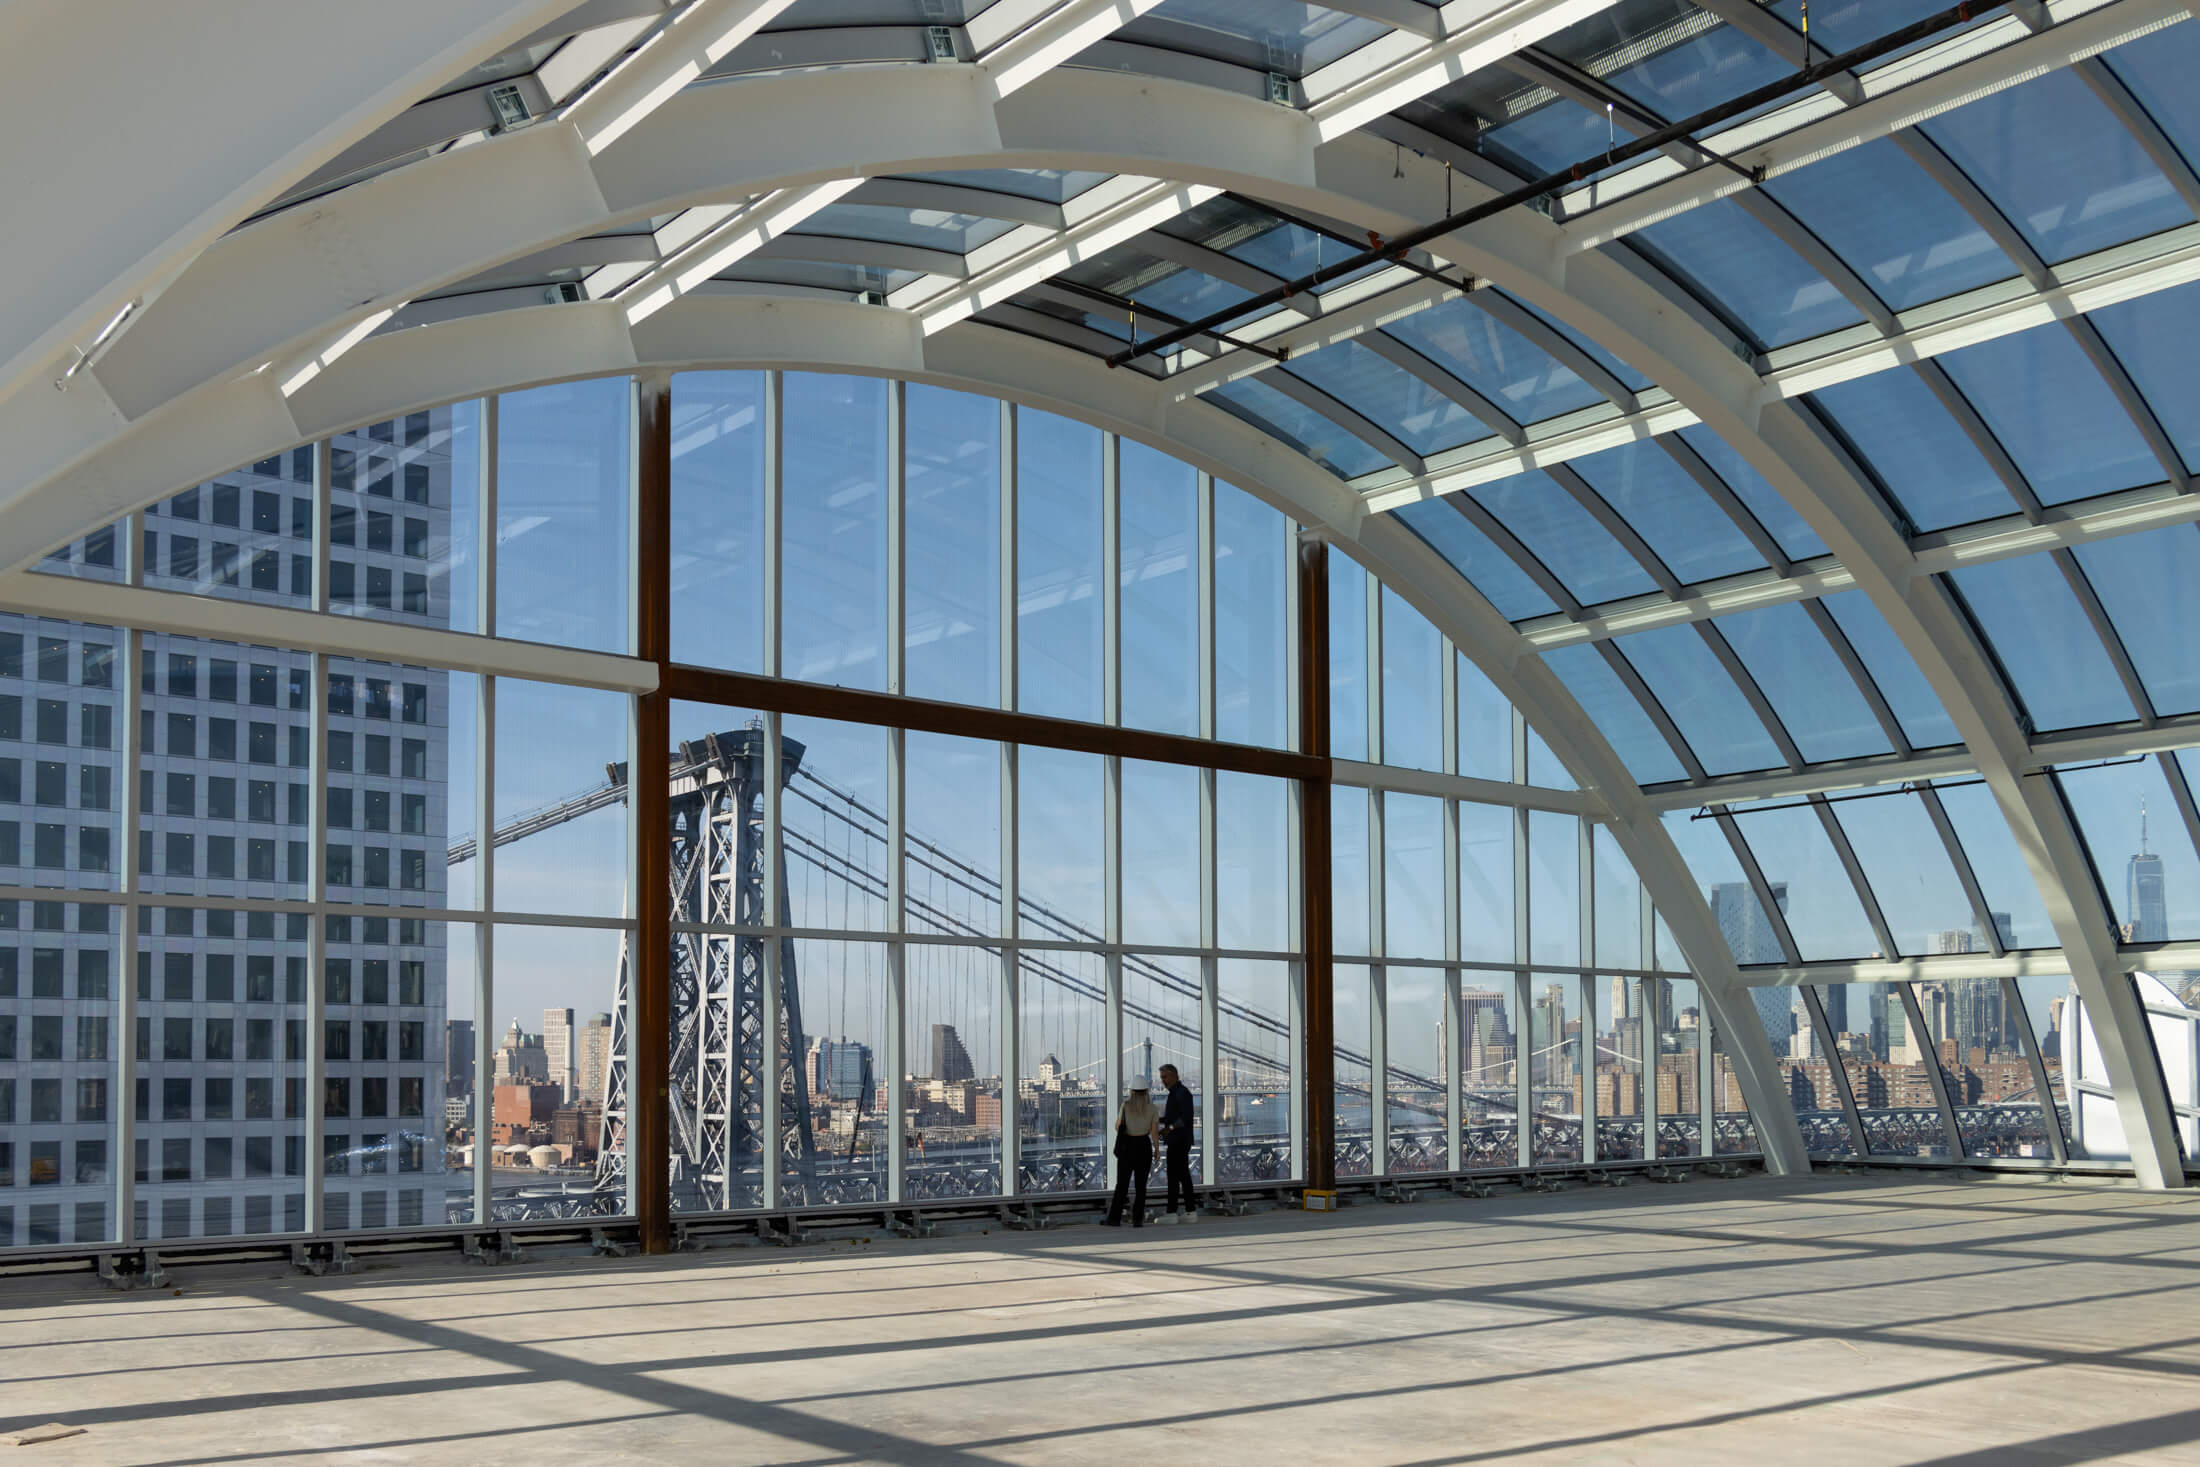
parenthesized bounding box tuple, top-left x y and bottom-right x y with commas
(999, 399, 1020, 1196)
(1442, 641, 1462, 1173)
(1699, 977, 1716, 1158)
(760, 374, 783, 1212)
(1511, 711, 1531, 1168)
(1283, 510, 1306, 1181)
(886, 729, 907, 1203)
(1102, 432, 1123, 1184)
(1578, 821, 1596, 1163)
(760, 711, 784, 1211)
(305, 426, 333, 1231)
(304, 649, 330, 1233)
(472, 400, 497, 1230)
(112, 520, 143, 1246)
(1640, 882, 1660, 1159)
(884, 382, 907, 1204)
(1297, 536, 1334, 1194)
(632, 374, 673, 1252)
(1197, 472, 1218, 1188)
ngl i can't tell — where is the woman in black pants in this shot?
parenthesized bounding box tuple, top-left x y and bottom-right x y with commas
(1103, 1085, 1158, 1227)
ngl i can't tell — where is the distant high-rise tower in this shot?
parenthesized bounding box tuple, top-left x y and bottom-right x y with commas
(2128, 802, 2168, 943)
(1714, 879, 1791, 1050)
(576, 1012, 613, 1107)
(543, 1007, 577, 1103)
(930, 1023, 974, 1085)
(447, 1019, 476, 1101)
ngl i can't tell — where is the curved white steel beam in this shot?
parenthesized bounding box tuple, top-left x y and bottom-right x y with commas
(10, 52, 2184, 1182)
(0, 0, 583, 412)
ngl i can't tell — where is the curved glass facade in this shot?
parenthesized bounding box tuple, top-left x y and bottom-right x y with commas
(12, 0, 2200, 1255)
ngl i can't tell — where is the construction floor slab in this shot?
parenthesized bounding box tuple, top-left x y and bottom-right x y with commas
(4, 1174, 2200, 1465)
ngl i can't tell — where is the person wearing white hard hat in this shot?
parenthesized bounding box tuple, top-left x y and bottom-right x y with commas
(1103, 1083, 1158, 1227)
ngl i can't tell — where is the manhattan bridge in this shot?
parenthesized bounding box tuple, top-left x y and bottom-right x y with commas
(447, 732, 2039, 1223)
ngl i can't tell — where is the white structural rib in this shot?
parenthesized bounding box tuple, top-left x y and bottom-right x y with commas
(0, 0, 579, 415)
(605, 0, 1179, 326)
(904, 177, 1226, 333)
(1300, 0, 1622, 141)
(619, 180, 867, 321)
(564, 0, 804, 154)
(978, 0, 1175, 97)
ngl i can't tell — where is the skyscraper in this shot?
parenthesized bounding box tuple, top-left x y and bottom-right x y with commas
(576, 1012, 612, 1107)
(1715, 880, 1793, 1052)
(543, 1007, 576, 1103)
(930, 1022, 974, 1085)
(0, 411, 454, 1246)
(447, 1019, 476, 1103)
(2128, 802, 2168, 943)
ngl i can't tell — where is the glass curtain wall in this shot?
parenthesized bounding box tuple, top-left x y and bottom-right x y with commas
(1332, 557, 1754, 1175)
(661, 373, 1305, 1209)
(2, 399, 637, 1247)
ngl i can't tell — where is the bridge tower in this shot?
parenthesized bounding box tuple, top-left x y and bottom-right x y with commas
(596, 728, 817, 1211)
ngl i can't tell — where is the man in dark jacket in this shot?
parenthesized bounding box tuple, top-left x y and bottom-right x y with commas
(1158, 1064, 1196, 1218)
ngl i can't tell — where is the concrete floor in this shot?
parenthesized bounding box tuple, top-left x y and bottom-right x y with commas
(4, 1175, 2200, 1466)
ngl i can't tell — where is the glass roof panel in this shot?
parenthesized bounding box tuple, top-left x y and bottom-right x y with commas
(905, 168, 1114, 202)
(2069, 525, 2200, 717)
(797, 202, 1019, 254)
(1729, 804, 1881, 960)
(2101, 23, 2200, 181)
(1819, 590, 1959, 750)
(1932, 780, 2057, 949)
(1501, 290, 1653, 392)
(1808, 367, 2018, 532)
(2057, 755, 2200, 941)
(1545, 644, 1690, 784)
(1948, 556, 2134, 732)
(1764, 138, 2018, 312)
(1613, 623, 1783, 775)
(1396, 69, 1600, 179)
(1678, 426, 1828, 560)
(1465, 471, 1659, 606)
(1937, 321, 2162, 506)
(1170, 202, 1385, 295)
(1923, 67, 2192, 266)
(1006, 293, 1133, 345)
(1716, 602, 1893, 763)
(1381, 297, 1606, 425)
(1482, 91, 1611, 178)
(1392, 498, 1559, 621)
(1629, 197, 1866, 350)
(1767, 0, 1954, 54)
(1566, 438, 1765, 585)
(1829, 793, 1979, 957)
(1660, 809, 1783, 963)
(1203, 376, 1389, 477)
(2086, 280, 2200, 476)
(1114, 0, 1389, 78)
(1281, 342, 1492, 456)
(1547, 1, 1789, 124)
(1058, 243, 1263, 328)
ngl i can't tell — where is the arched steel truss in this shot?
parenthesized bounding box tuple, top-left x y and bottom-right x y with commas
(6, 0, 2195, 1186)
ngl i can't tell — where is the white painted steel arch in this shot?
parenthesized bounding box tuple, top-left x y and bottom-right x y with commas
(10, 44, 2187, 1182)
(0, 0, 582, 413)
